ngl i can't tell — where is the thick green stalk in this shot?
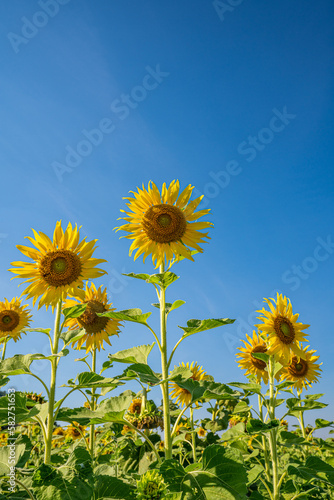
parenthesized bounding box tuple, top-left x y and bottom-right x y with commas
(258, 394, 271, 482)
(190, 407, 196, 463)
(89, 348, 97, 460)
(159, 263, 172, 460)
(44, 300, 62, 464)
(268, 356, 279, 500)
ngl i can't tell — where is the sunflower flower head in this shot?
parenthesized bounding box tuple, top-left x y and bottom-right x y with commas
(136, 469, 166, 500)
(170, 361, 208, 407)
(63, 282, 121, 352)
(236, 331, 269, 384)
(0, 297, 32, 342)
(116, 180, 213, 268)
(277, 345, 322, 393)
(256, 293, 309, 365)
(10, 221, 107, 310)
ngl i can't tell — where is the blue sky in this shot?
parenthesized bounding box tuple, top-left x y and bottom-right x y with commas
(0, 0, 333, 431)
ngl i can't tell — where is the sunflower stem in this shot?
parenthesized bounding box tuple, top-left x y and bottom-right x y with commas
(268, 355, 280, 500)
(44, 299, 62, 465)
(258, 394, 271, 482)
(190, 407, 197, 463)
(1, 337, 8, 361)
(159, 262, 172, 460)
(89, 347, 97, 461)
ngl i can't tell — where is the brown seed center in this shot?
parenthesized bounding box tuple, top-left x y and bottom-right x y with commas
(77, 300, 108, 334)
(251, 344, 268, 370)
(40, 250, 82, 287)
(288, 357, 308, 377)
(142, 204, 187, 243)
(274, 316, 295, 344)
(0, 310, 20, 332)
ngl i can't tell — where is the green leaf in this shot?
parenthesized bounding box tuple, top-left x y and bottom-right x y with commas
(0, 354, 46, 375)
(23, 327, 52, 337)
(62, 371, 120, 390)
(94, 464, 135, 499)
(246, 419, 279, 435)
(250, 352, 269, 365)
(168, 300, 186, 313)
(220, 423, 245, 442)
(179, 318, 235, 337)
(0, 393, 40, 427)
(288, 456, 334, 486)
(99, 308, 151, 325)
(123, 363, 161, 385)
(247, 464, 264, 486)
(160, 444, 247, 499)
(202, 381, 240, 401)
(232, 401, 252, 414)
(0, 376, 9, 388)
(280, 431, 305, 446)
(276, 381, 295, 391)
(62, 303, 88, 319)
(124, 271, 179, 289)
(0, 435, 32, 475)
(315, 419, 334, 429)
(60, 328, 86, 346)
(228, 382, 262, 395)
(108, 343, 155, 365)
(32, 465, 93, 499)
(153, 300, 186, 314)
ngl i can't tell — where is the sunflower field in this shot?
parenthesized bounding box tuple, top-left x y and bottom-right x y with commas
(0, 181, 333, 500)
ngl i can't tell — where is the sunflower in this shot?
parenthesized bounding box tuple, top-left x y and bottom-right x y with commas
(236, 331, 269, 384)
(170, 362, 208, 407)
(116, 180, 213, 268)
(10, 221, 107, 310)
(63, 282, 121, 352)
(0, 297, 32, 342)
(128, 398, 142, 415)
(277, 345, 322, 392)
(256, 293, 309, 364)
(197, 427, 207, 438)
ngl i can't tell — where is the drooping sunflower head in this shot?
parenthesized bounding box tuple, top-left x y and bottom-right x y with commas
(277, 345, 322, 392)
(0, 297, 32, 342)
(63, 282, 121, 352)
(256, 293, 309, 364)
(236, 331, 269, 384)
(10, 221, 107, 310)
(116, 180, 213, 268)
(170, 361, 208, 407)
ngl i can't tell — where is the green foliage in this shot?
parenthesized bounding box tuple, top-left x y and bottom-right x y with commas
(160, 444, 248, 499)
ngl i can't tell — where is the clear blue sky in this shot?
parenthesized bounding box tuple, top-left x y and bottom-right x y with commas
(0, 0, 333, 430)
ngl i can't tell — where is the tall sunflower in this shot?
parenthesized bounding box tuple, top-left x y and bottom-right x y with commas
(10, 221, 107, 310)
(116, 180, 213, 268)
(256, 293, 309, 364)
(170, 361, 208, 407)
(277, 345, 322, 392)
(63, 282, 121, 352)
(0, 297, 32, 342)
(236, 331, 269, 384)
